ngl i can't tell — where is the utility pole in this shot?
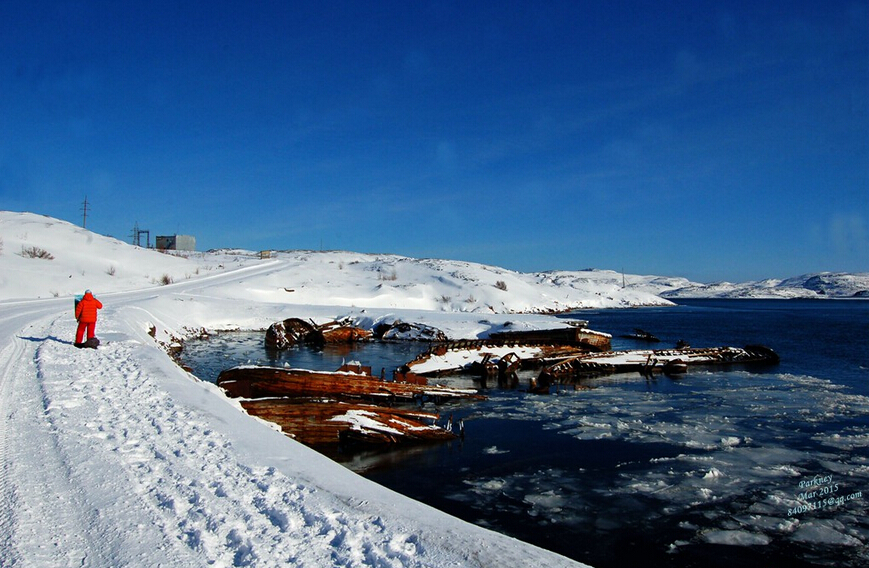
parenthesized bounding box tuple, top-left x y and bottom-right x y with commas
(81, 196, 90, 228)
(130, 222, 151, 248)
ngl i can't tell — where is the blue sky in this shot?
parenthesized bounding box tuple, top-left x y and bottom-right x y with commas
(2, 1, 867, 282)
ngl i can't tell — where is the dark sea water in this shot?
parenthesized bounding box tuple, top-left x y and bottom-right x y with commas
(181, 299, 869, 568)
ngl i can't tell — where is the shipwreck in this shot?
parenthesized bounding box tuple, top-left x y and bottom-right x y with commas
(489, 325, 611, 351)
(534, 344, 780, 391)
(402, 326, 612, 381)
(398, 335, 779, 395)
(265, 318, 372, 349)
(221, 317, 780, 445)
(216, 363, 482, 447)
(233, 398, 457, 446)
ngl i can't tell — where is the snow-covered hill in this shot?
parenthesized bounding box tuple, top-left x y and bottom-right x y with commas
(660, 273, 869, 299)
(3, 211, 865, 309)
(204, 251, 680, 312)
(0, 211, 671, 311)
(0, 211, 230, 299)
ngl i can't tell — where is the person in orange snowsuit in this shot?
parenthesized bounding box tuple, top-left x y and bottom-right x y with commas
(75, 290, 103, 347)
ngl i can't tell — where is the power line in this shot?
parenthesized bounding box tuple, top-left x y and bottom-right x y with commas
(130, 222, 151, 248)
(81, 196, 90, 228)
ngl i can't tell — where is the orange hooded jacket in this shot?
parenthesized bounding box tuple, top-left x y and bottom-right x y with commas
(75, 291, 103, 323)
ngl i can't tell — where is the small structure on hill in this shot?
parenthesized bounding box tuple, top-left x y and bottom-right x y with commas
(156, 234, 196, 251)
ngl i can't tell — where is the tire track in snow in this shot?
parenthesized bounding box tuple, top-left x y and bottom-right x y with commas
(0, 334, 27, 567)
(0, 307, 78, 567)
(8, 317, 138, 567)
(0, 310, 192, 568)
(0, 311, 119, 567)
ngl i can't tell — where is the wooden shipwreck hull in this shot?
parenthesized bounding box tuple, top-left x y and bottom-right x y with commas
(238, 398, 456, 446)
(217, 365, 483, 404)
(536, 344, 780, 389)
(264, 318, 317, 349)
(489, 327, 612, 351)
(404, 339, 607, 378)
(217, 365, 482, 447)
(264, 318, 372, 349)
(309, 321, 373, 345)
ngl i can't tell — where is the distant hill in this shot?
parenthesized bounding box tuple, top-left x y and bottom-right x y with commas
(660, 272, 869, 299)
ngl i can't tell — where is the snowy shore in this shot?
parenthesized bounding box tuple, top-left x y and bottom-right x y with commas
(0, 212, 613, 567)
